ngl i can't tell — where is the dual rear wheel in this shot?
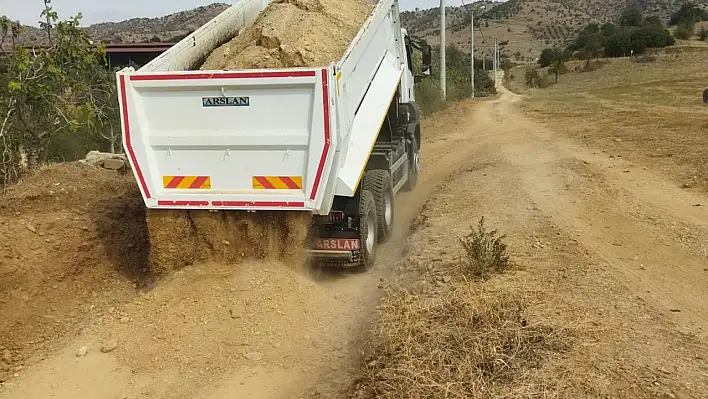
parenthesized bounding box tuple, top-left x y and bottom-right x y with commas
(358, 169, 395, 270)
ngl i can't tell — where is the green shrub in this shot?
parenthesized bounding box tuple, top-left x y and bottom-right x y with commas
(675, 22, 695, 40)
(670, 3, 708, 26)
(699, 26, 708, 41)
(415, 45, 496, 114)
(459, 217, 510, 280)
(415, 78, 446, 115)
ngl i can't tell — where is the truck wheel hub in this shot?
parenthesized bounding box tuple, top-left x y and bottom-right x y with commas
(384, 191, 393, 225)
(366, 210, 376, 254)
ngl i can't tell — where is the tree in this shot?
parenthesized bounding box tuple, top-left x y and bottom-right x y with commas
(547, 47, 568, 82)
(604, 30, 632, 57)
(0, 0, 119, 186)
(620, 6, 643, 27)
(700, 26, 708, 41)
(633, 25, 675, 48)
(538, 48, 554, 67)
(644, 16, 663, 28)
(578, 34, 601, 67)
(601, 22, 617, 37)
(675, 22, 695, 40)
(669, 2, 708, 26)
(524, 67, 539, 87)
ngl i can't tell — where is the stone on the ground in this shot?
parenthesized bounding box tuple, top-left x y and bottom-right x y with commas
(100, 341, 118, 353)
(76, 346, 88, 357)
(1, 350, 11, 364)
(243, 352, 263, 361)
(82, 151, 129, 171)
(102, 158, 126, 170)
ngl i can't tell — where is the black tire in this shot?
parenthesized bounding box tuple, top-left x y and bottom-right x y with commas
(363, 169, 394, 243)
(357, 189, 378, 271)
(402, 134, 419, 192)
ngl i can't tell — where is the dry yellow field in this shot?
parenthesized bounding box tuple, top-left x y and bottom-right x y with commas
(522, 47, 708, 192)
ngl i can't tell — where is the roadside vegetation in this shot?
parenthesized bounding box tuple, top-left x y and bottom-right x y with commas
(350, 201, 572, 398)
(515, 2, 705, 92)
(0, 0, 120, 189)
(416, 45, 496, 114)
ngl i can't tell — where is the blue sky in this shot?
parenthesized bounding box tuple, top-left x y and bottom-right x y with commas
(2, 0, 482, 26)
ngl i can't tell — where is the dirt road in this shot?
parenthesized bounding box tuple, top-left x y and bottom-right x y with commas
(0, 98, 484, 398)
(4, 87, 708, 398)
(353, 87, 708, 397)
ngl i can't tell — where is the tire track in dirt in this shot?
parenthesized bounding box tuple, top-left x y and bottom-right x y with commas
(477, 89, 708, 338)
(367, 90, 708, 395)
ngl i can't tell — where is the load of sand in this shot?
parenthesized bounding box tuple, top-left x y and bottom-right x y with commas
(148, 0, 374, 274)
(201, 0, 374, 70)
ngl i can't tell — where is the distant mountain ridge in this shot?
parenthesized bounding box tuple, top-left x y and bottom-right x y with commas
(401, 0, 706, 61)
(9, 3, 230, 46)
(5, 0, 705, 60)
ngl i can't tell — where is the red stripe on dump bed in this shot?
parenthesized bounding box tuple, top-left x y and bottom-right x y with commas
(157, 200, 210, 206)
(130, 70, 317, 81)
(279, 176, 300, 190)
(211, 201, 305, 208)
(254, 176, 276, 190)
(165, 176, 185, 189)
(189, 176, 209, 189)
(119, 75, 152, 199)
(310, 69, 331, 201)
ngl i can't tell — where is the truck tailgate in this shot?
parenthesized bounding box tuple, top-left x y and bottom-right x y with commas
(117, 68, 335, 212)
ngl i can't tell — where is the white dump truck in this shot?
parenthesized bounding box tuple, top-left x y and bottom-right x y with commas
(116, 0, 432, 269)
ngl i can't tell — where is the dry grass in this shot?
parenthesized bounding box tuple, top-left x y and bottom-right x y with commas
(522, 47, 708, 191)
(351, 284, 571, 399)
(350, 218, 570, 399)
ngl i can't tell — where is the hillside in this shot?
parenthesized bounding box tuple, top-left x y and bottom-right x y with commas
(6, 0, 706, 59)
(11, 3, 229, 46)
(401, 0, 706, 61)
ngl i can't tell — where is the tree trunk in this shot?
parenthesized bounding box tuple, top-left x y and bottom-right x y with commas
(28, 147, 41, 170)
(26, 134, 43, 170)
(17, 145, 28, 172)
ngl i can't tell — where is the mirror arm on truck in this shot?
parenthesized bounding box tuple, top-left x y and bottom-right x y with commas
(407, 35, 432, 82)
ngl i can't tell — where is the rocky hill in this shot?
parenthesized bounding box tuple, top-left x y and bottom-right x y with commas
(402, 0, 705, 62)
(8, 0, 704, 60)
(11, 3, 229, 46)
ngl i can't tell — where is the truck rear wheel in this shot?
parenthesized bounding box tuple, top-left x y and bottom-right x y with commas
(402, 135, 419, 191)
(357, 189, 378, 270)
(364, 169, 394, 243)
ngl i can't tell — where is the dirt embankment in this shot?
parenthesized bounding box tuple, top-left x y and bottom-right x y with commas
(0, 163, 147, 378)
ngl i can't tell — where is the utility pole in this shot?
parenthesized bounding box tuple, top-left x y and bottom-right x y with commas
(493, 37, 498, 87)
(470, 10, 474, 97)
(440, 0, 446, 101)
